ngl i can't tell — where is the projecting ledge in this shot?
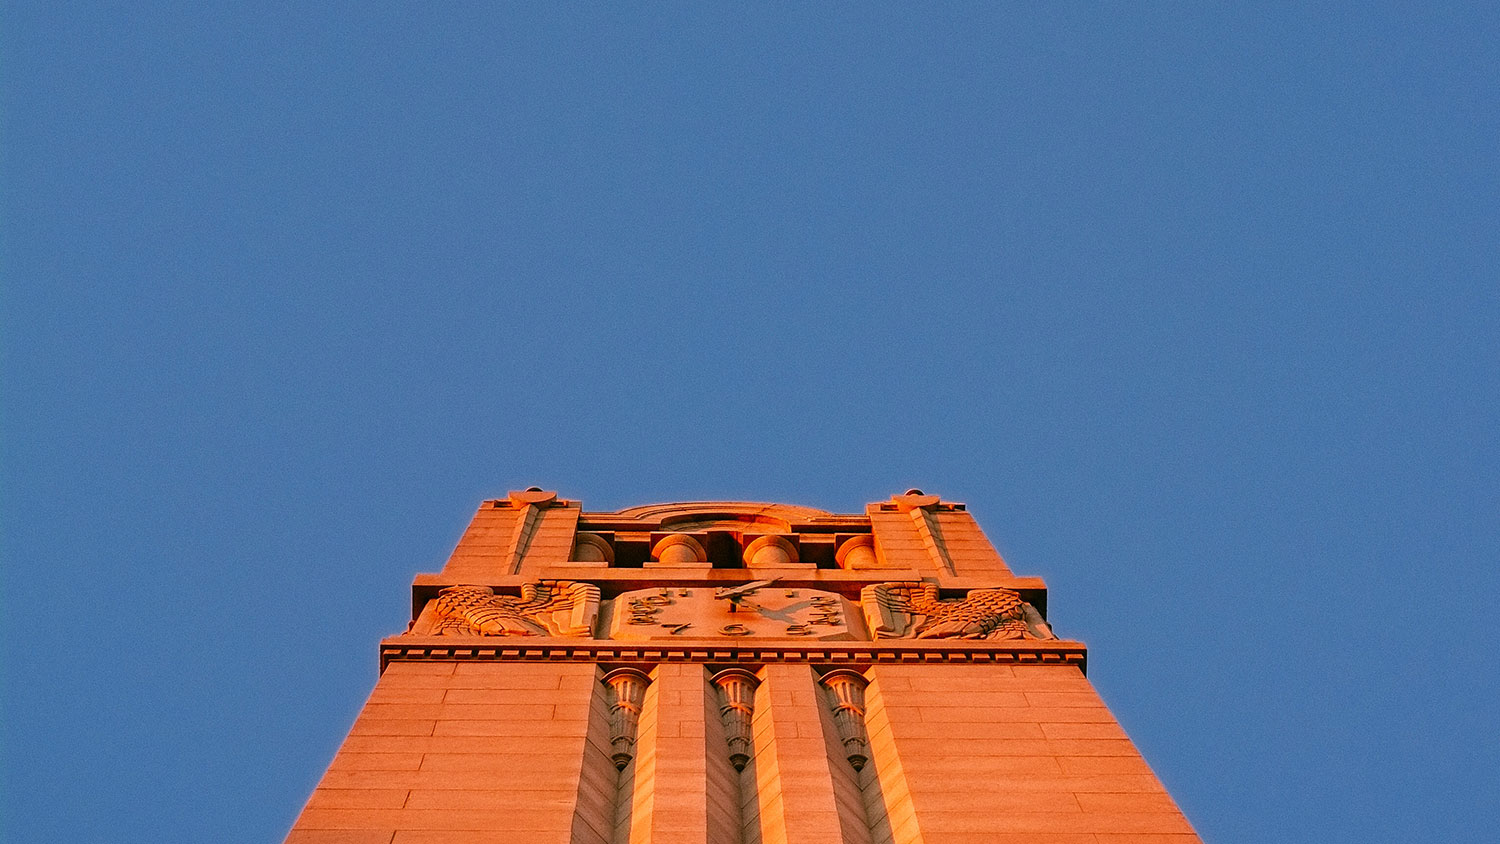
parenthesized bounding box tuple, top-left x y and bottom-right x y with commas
(376, 635, 1088, 674)
(413, 569, 1047, 591)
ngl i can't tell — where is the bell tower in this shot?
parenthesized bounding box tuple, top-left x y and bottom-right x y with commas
(288, 489, 1201, 843)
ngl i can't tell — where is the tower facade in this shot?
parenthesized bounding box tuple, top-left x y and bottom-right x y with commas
(288, 490, 1200, 843)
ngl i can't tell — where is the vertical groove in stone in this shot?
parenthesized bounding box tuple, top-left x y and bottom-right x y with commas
(745, 673, 782, 844)
(572, 667, 622, 844)
(518, 504, 583, 573)
(628, 665, 744, 844)
(861, 668, 924, 844)
(816, 669, 877, 844)
(702, 668, 747, 844)
(623, 667, 664, 844)
(740, 680, 770, 844)
(743, 664, 868, 844)
(503, 503, 542, 574)
(907, 508, 956, 576)
(612, 740, 637, 844)
(601, 668, 651, 844)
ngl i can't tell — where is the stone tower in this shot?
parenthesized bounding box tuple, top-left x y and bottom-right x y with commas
(287, 490, 1201, 843)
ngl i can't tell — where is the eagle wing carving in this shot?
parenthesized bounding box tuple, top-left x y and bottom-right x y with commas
(432, 581, 600, 637)
(860, 582, 1055, 640)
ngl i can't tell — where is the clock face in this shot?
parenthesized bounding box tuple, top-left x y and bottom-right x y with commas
(605, 585, 859, 641)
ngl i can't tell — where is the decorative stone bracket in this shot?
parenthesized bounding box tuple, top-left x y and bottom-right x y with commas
(710, 668, 761, 771)
(601, 668, 651, 770)
(819, 669, 871, 771)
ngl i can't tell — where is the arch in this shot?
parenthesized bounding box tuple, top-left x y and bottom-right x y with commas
(606, 501, 832, 525)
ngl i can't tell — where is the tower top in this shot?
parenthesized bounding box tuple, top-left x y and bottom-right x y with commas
(289, 489, 1203, 842)
(391, 489, 1075, 673)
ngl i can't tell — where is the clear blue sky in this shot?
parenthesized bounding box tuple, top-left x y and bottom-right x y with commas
(3, 4, 1496, 842)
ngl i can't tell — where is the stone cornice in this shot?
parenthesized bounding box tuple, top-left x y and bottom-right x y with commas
(379, 635, 1087, 674)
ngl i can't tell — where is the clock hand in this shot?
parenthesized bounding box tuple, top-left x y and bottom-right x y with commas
(713, 578, 781, 612)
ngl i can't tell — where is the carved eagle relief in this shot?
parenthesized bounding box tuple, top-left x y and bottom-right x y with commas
(432, 581, 600, 637)
(860, 582, 1055, 640)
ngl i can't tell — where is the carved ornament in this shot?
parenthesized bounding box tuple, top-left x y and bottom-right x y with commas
(431, 581, 600, 637)
(710, 669, 760, 771)
(860, 582, 1055, 640)
(819, 669, 871, 771)
(601, 668, 650, 769)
